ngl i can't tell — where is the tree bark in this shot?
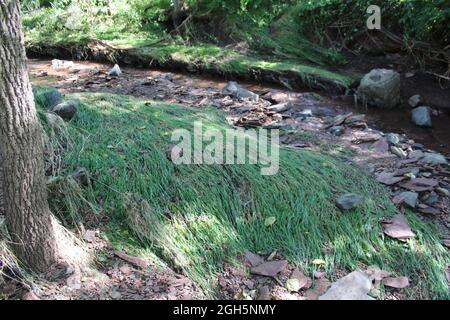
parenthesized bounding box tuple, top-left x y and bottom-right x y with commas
(0, 0, 57, 272)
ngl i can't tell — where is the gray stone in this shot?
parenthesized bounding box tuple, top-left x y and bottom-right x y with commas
(51, 100, 78, 121)
(336, 194, 364, 210)
(357, 69, 400, 108)
(422, 152, 447, 165)
(268, 102, 292, 113)
(222, 81, 259, 101)
(107, 64, 122, 77)
(297, 109, 313, 119)
(319, 271, 374, 300)
(423, 192, 439, 206)
(329, 126, 345, 136)
(408, 150, 424, 159)
(34, 87, 62, 108)
(437, 187, 449, 197)
(411, 106, 432, 127)
(396, 192, 418, 208)
(385, 133, 400, 146)
(408, 95, 422, 108)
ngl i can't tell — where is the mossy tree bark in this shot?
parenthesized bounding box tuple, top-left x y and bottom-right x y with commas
(0, 0, 57, 272)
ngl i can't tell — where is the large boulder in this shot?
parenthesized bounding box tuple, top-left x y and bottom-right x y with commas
(51, 100, 79, 121)
(411, 106, 432, 127)
(357, 69, 400, 108)
(222, 81, 259, 101)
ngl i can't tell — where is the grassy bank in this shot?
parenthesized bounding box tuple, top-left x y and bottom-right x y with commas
(36, 89, 449, 299)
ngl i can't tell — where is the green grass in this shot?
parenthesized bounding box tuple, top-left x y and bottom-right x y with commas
(36, 90, 450, 299)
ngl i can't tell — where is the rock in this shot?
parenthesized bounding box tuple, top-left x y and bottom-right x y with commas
(423, 192, 439, 206)
(319, 271, 374, 300)
(336, 194, 364, 210)
(51, 59, 74, 70)
(107, 64, 122, 77)
(393, 192, 418, 208)
(437, 187, 450, 197)
(357, 69, 400, 108)
(222, 81, 259, 101)
(382, 276, 410, 289)
(329, 126, 345, 136)
(45, 113, 66, 133)
(411, 106, 432, 127)
(381, 214, 415, 241)
(408, 95, 422, 108)
(267, 102, 292, 113)
(409, 150, 424, 159)
(385, 133, 400, 146)
(372, 138, 389, 153)
(297, 109, 313, 120)
(286, 268, 309, 292)
(244, 251, 264, 267)
(390, 146, 407, 159)
(422, 152, 447, 165)
(401, 178, 438, 192)
(51, 100, 78, 121)
(22, 291, 40, 300)
(34, 87, 62, 108)
(251, 260, 288, 277)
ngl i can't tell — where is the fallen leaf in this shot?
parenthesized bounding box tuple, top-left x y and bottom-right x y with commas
(312, 259, 326, 266)
(382, 214, 415, 241)
(114, 251, 148, 269)
(286, 268, 309, 292)
(244, 251, 264, 267)
(382, 276, 410, 289)
(264, 216, 276, 227)
(251, 260, 288, 277)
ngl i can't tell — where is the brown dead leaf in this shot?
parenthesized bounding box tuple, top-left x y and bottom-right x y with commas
(382, 276, 410, 289)
(251, 260, 288, 277)
(382, 214, 415, 241)
(114, 251, 148, 269)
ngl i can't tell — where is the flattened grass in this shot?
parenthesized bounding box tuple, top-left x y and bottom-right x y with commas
(39, 92, 449, 299)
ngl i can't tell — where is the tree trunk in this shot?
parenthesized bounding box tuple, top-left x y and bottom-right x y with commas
(0, 0, 57, 272)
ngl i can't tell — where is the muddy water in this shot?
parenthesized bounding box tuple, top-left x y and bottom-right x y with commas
(28, 59, 450, 154)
